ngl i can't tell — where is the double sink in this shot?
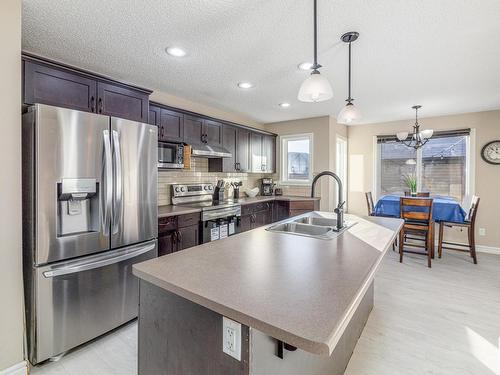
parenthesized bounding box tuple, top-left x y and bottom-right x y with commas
(266, 212, 356, 240)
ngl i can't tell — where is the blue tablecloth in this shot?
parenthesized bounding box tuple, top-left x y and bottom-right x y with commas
(374, 195, 466, 223)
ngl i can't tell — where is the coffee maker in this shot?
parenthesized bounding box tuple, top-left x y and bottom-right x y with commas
(260, 178, 274, 196)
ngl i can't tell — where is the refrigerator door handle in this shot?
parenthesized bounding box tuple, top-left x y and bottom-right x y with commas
(112, 130, 123, 234)
(102, 130, 113, 235)
(42, 242, 156, 278)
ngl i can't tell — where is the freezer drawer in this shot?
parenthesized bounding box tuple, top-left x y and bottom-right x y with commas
(27, 240, 157, 364)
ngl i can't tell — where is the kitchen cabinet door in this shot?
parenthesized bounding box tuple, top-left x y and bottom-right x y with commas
(203, 119, 223, 147)
(97, 81, 149, 122)
(250, 132, 263, 172)
(158, 232, 176, 257)
(183, 115, 204, 145)
(236, 128, 251, 172)
(240, 215, 252, 232)
(254, 211, 269, 228)
(24, 60, 97, 113)
(262, 135, 276, 173)
(160, 108, 184, 142)
(148, 105, 160, 126)
(177, 225, 199, 251)
(222, 125, 237, 172)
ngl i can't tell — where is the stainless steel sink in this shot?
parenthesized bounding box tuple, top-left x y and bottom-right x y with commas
(293, 216, 339, 228)
(266, 212, 356, 240)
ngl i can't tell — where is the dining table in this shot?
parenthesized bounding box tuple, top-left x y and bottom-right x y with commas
(374, 194, 467, 223)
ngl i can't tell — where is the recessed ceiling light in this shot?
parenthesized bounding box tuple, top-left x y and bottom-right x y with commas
(237, 82, 254, 89)
(279, 102, 291, 108)
(165, 46, 187, 57)
(297, 62, 313, 70)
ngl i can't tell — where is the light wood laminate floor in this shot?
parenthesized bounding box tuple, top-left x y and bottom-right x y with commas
(31, 250, 500, 375)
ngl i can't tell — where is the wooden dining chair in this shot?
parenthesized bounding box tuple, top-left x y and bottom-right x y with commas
(365, 192, 375, 216)
(399, 197, 434, 268)
(438, 196, 480, 264)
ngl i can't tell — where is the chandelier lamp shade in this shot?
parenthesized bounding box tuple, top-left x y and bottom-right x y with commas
(298, 0, 333, 103)
(337, 31, 361, 124)
(396, 105, 434, 149)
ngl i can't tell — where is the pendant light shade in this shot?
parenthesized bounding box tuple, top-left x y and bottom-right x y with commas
(298, 70, 333, 102)
(337, 31, 361, 124)
(298, 0, 333, 103)
(337, 102, 362, 124)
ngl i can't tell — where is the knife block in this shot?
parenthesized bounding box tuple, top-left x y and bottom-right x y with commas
(213, 187, 225, 202)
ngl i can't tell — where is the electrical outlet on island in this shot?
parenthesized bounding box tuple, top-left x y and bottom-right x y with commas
(222, 317, 241, 361)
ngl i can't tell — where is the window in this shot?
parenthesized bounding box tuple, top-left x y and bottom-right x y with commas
(336, 136, 348, 206)
(376, 130, 472, 201)
(280, 134, 313, 184)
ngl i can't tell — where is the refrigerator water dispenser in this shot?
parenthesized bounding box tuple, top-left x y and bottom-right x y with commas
(57, 178, 99, 236)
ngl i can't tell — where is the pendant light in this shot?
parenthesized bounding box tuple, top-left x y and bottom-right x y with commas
(298, 0, 333, 103)
(337, 31, 361, 124)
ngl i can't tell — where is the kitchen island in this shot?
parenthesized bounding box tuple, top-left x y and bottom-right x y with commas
(133, 212, 402, 375)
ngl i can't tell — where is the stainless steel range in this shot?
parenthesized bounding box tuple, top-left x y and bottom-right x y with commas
(172, 183, 241, 243)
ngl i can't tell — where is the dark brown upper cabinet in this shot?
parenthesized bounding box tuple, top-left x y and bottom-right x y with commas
(236, 128, 251, 172)
(250, 132, 263, 172)
(148, 105, 160, 126)
(183, 115, 205, 145)
(159, 108, 184, 142)
(183, 115, 222, 147)
(23, 56, 151, 123)
(204, 119, 223, 147)
(97, 82, 148, 122)
(24, 60, 97, 113)
(262, 135, 276, 173)
(208, 125, 251, 173)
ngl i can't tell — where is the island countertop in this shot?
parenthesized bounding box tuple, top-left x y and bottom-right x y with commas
(133, 212, 402, 356)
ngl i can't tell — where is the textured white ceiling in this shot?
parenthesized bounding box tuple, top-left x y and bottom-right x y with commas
(22, 0, 500, 124)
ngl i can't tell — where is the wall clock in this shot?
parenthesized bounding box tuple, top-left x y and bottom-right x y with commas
(481, 140, 500, 165)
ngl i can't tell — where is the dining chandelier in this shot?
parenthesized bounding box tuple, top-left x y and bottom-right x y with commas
(396, 105, 433, 149)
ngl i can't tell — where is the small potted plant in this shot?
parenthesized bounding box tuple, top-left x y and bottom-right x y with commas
(403, 174, 417, 196)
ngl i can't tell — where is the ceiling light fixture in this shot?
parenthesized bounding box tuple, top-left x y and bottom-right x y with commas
(279, 102, 291, 108)
(396, 105, 434, 150)
(297, 0, 333, 103)
(237, 82, 254, 89)
(165, 46, 187, 57)
(337, 31, 362, 124)
(297, 62, 313, 71)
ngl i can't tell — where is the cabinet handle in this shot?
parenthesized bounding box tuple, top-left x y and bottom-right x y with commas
(90, 96, 95, 112)
(177, 230, 182, 244)
(98, 98, 103, 113)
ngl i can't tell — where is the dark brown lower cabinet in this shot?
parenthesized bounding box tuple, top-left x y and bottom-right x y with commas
(177, 225, 199, 251)
(240, 214, 253, 232)
(158, 213, 201, 256)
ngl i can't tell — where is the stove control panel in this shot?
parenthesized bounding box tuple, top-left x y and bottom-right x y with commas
(172, 183, 214, 198)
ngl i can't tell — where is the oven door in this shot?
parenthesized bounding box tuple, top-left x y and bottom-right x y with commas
(158, 142, 184, 169)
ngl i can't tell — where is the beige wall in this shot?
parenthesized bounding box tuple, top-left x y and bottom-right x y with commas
(150, 91, 264, 130)
(264, 116, 347, 211)
(347, 110, 500, 248)
(0, 0, 25, 371)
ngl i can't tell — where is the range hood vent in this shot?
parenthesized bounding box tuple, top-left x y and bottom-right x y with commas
(190, 144, 232, 158)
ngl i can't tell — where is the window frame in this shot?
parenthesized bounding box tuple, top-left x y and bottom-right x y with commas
(373, 129, 475, 201)
(279, 133, 314, 185)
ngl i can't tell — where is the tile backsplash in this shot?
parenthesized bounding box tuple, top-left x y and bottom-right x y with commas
(157, 158, 319, 206)
(158, 158, 265, 206)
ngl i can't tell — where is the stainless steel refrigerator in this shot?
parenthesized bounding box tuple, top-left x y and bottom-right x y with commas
(22, 104, 158, 364)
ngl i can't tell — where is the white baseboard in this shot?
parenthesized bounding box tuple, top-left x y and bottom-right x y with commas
(0, 361, 27, 375)
(476, 244, 500, 255)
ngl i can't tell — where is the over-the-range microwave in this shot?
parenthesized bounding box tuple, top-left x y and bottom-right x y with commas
(158, 141, 184, 169)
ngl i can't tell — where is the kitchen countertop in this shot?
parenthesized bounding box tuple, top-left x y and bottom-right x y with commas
(133, 212, 403, 356)
(158, 195, 321, 217)
(158, 205, 202, 218)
